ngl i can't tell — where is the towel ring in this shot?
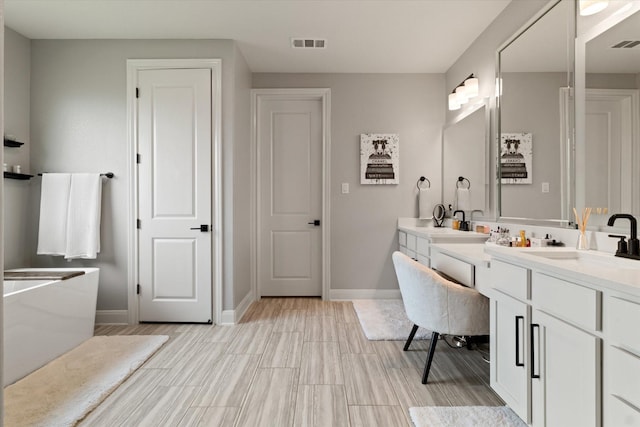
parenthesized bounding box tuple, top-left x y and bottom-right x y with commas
(417, 176, 431, 190)
(456, 176, 470, 189)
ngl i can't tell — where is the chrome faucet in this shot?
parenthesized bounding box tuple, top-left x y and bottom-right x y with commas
(607, 213, 640, 259)
(453, 210, 469, 231)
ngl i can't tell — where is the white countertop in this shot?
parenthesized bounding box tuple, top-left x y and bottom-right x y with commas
(398, 224, 489, 242)
(484, 243, 640, 297)
(430, 243, 491, 268)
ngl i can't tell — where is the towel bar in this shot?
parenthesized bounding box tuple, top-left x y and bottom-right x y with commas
(37, 172, 114, 179)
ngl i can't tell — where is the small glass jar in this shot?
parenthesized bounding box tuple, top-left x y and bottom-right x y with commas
(576, 231, 589, 250)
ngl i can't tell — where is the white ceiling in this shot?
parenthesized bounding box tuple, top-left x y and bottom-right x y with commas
(586, 7, 640, 73)
(4, 0, 511, 73)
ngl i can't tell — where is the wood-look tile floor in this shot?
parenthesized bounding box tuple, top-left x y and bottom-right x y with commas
(83, 298, 503, 426)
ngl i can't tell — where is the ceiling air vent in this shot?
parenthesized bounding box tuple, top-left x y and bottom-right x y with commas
(611, 40, 640, 48)
(291, 38, 327, 49)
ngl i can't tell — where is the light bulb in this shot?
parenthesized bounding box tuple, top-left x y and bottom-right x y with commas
(448, 93, 461, 110)
(455, 85, 468, 104)
(464, 77, 479, 98)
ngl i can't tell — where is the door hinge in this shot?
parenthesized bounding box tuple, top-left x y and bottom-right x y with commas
(137, 219, 141, 229)
(136, 153, 141, 164)
(136, 87, 140, 98)
(137, 284, 140, 295)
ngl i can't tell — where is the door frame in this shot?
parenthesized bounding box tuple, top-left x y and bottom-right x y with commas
(126, 58, 222, 324)
(250, 88, 331, 300)
(583, 88, 639, 214)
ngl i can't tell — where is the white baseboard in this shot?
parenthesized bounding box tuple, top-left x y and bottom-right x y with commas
(219, 290, 254, 325)
(95, 310, 129, 325)
(329, 289, 401, 300)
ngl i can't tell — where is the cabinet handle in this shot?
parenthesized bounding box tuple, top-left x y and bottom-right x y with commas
(515, 316, 524, 367)
(531, 323, 540, 379)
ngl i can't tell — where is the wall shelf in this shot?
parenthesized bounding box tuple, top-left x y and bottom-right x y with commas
(4, 172, 33, 180)
(4, 138, 24, 148)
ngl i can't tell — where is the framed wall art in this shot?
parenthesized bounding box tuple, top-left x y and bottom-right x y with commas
(360, 133, 399, 184)
(500, 132, 532, 184)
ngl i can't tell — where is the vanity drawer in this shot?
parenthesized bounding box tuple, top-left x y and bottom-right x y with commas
(608, 296, 640, 354)
(532, 272, 601, 331)
(417, 254, 429, 267)
(608, 394, 640, 427)
(398, 231, 407, 247)
(406, 234, 417, 252)
(431, 252, 474, 287)
(491, 259, 529, 300)
(417, 237, 429, 257)
(609, 346, 640, 411)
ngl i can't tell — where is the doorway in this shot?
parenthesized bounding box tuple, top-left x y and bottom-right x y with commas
(127, 59, 222, 324)
(251, 89, 331, 299)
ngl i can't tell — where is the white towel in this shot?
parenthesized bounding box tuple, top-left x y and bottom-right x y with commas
(37, 174, 72, 255)
(456, 187, 471, 212)
(65, 173, 102, 259)
(418, 187, 435, 219)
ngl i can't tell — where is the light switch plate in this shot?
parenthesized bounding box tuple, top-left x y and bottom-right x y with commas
(341, 183, 349, 194)
(542, 182, 550, 193)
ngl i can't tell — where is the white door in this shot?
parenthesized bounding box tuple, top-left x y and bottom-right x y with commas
(138, 68, 213, 323)
(585, 90, 637, 213)
(258, 97, 322, 297)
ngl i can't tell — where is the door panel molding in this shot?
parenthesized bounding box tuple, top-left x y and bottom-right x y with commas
(251, 88, 331, 301)
(127, 58, 222, 324)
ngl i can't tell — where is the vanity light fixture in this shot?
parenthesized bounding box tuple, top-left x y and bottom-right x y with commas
(579, 0, 609, 16)
(456, 85, 469, 104)
(448, 93, 461, 110)
(448, 74, 479, 111)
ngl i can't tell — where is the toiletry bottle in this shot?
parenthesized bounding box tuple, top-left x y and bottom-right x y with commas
(520, 230, 526, 247)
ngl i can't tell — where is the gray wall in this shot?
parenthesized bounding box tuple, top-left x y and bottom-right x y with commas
(1, 0, 6, 412)
(3, 27, 31, 269)
(231, 46, 252, 308)
(500, 72, 565, 219)
(445, 0, 550, 219)
(25, 39, 248, 312)
(253, 73, 445, 291)
(586, 73, 639, 89)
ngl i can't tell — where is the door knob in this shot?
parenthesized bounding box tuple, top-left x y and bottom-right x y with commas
(190, 225, 210, 232)
(308, 220, 321, 226)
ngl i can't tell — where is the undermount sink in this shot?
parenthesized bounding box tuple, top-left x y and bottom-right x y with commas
(526, 249, 640, 270)
(527, 250, 580, 260)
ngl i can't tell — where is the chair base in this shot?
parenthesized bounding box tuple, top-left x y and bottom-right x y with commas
(422, 331, 439, 384)
(403, 324, 419, 351)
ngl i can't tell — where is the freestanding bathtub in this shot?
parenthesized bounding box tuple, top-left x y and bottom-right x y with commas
(3, 268, 99, 386)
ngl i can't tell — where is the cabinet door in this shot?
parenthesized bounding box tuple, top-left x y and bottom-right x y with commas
(531, 310, 600, 427)
(491, 291, 530, 423)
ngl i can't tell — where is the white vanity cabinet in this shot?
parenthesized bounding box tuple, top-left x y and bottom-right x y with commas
(530, 273, 602, 427)
(489, 258, 603, 427)
(605, 294, 640, 426)
(490, 259, 531, 422)
(491, 286, 531, 422)
(397, 221, 488, 269)
(398, 230, 425, 264)
(530, 309, 600, 427)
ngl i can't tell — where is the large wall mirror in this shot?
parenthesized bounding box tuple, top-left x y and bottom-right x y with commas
(575, 2, 640, 225)
(442, 101, 490, 217)
(497, 0, 574, 223)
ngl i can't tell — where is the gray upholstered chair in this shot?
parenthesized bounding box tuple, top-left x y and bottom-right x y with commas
(391, 251, 489, 384)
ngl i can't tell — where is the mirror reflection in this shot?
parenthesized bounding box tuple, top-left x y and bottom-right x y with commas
(442, 103, 488, 216)
(498, 0, 573, 222)
(582, 8, 640, 218)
